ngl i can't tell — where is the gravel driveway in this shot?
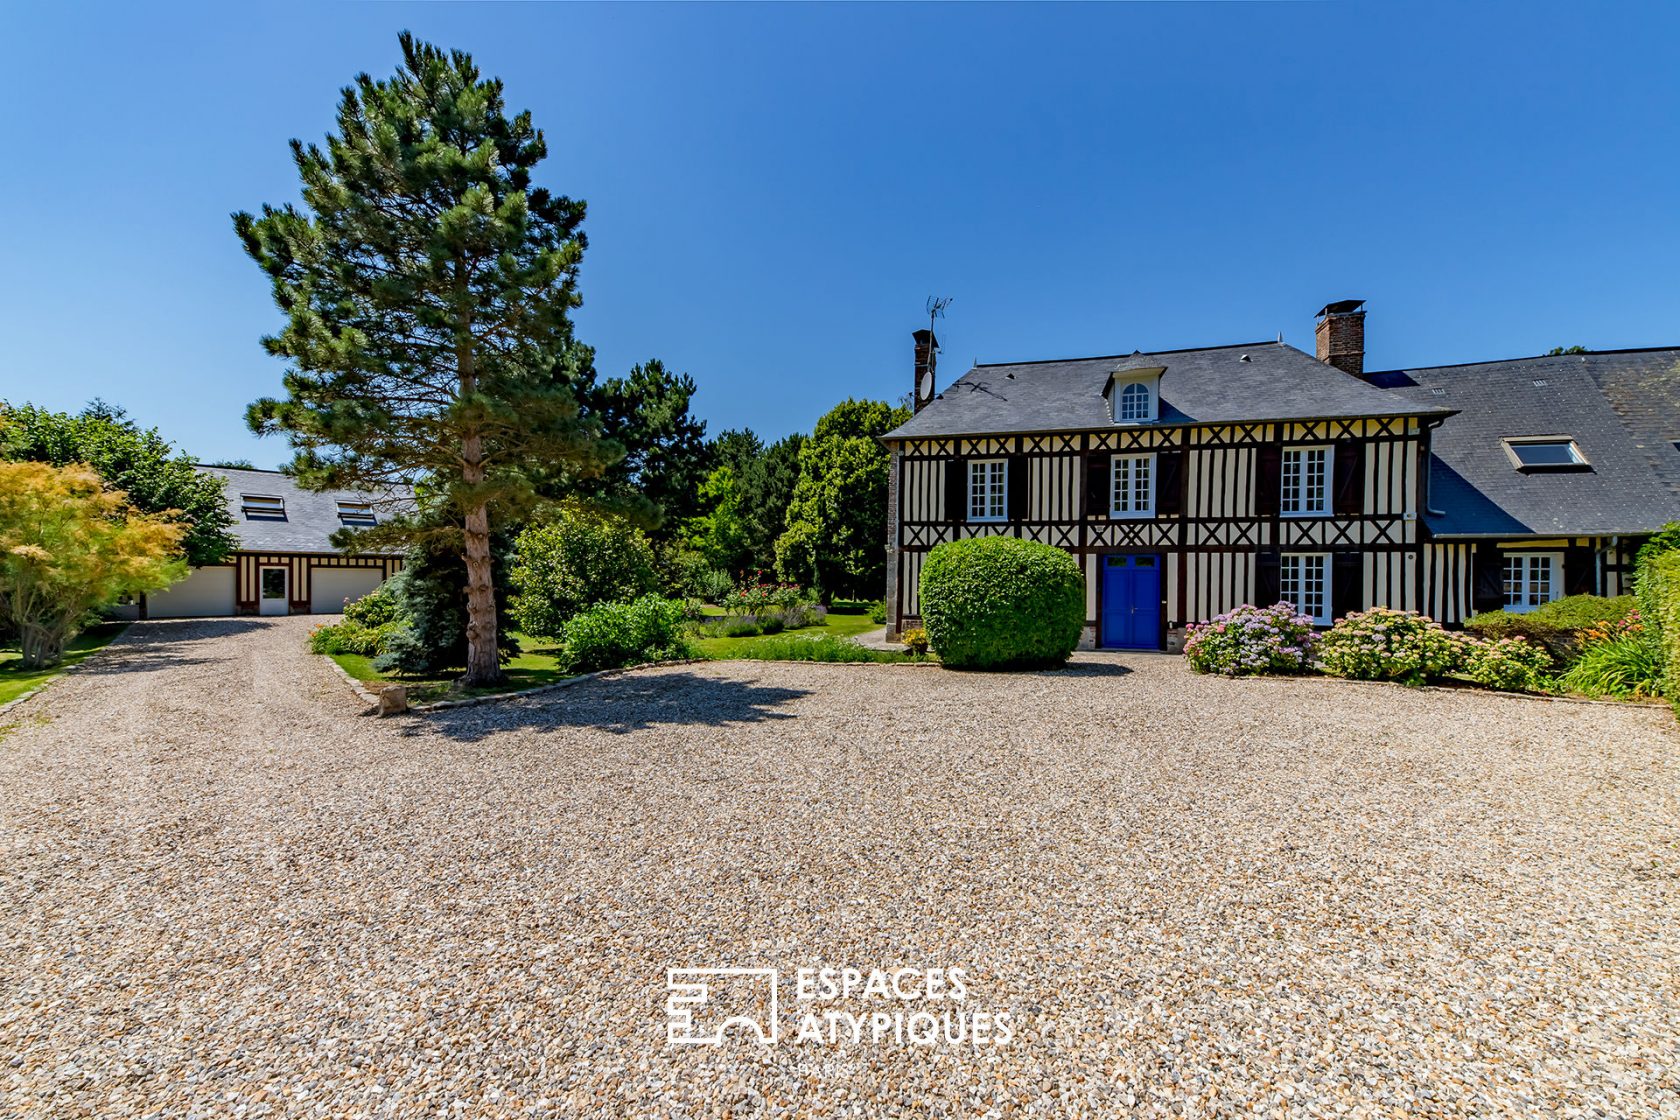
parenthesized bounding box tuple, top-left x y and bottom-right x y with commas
(2, 616, 1677, 1118)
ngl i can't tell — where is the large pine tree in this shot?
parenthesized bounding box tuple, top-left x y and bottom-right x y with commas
(236, 34, 618, 685)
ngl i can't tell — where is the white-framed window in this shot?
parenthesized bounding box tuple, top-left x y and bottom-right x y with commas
(1117, 382, 1152, 422)
(1110, 453, 1155, 518)
(1280, 552, 1331, 625)
(1502, 552, 1560, 612)
(1281, 445, 1331, 516)
(967, 458, 1007, 522)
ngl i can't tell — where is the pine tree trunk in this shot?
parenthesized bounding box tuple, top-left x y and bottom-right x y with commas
(460, 432, 504, 688)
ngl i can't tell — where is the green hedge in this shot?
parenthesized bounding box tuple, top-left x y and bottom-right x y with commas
(918, 536, 1085, 670)
(1463, 594, 1635, 663)
(1643, 551, 1680, 716)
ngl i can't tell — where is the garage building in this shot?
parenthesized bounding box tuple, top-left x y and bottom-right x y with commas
(129, 467, 409, 619)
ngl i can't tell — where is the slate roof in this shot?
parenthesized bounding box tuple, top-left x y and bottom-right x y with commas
(884, 341, 1450, 441)
(1369, 348, 1680, 537)
(197, 466, 413, 554)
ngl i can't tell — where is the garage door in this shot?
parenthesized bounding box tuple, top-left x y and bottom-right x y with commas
(147, 567, 236, 618)
(311, 567, 387, 614)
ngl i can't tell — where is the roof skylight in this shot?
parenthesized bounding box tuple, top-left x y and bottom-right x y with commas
(1502, 438, 1588, 472)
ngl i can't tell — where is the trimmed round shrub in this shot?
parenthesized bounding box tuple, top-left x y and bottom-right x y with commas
(1317, 608, 1465, 685)
(510, 503, 658, 638)
(917, 537, 1085, 669)
(1183, 603, 1318, 676)
(1462, 636, 1555, 693)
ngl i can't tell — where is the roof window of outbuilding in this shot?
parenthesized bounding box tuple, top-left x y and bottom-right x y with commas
(1502, 437, 1589, 472)
(336, 500, 377, 526)
(241, 494, 286, 519)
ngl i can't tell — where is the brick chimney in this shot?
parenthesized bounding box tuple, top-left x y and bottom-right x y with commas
(1315, 299, 1366, 377)
(912, 328, 939, 412)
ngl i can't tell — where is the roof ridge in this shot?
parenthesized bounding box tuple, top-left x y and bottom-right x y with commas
(973, 340, 1282, 369)
(1372, 344, 1680, 376)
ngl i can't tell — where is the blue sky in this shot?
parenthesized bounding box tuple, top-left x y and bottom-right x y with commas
(2, 2, 1677, 468)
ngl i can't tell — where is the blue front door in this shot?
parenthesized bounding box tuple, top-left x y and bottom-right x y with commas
(1100, 554, 1162, 649)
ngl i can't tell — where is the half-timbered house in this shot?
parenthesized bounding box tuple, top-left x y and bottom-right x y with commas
(881, 302, 1680, 649)
(119, 466, 410, 619)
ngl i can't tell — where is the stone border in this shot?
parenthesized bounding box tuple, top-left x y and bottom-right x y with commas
(1223, 665, 1668, 710)
(322, 654, 382, 708)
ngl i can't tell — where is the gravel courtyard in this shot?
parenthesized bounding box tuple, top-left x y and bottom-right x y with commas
(2, 617, 1677, 1118)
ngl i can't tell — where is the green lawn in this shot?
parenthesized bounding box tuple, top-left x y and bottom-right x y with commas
(690, 608, 883, 658)
(0, 623, 128, 707)
(329, 631, 574, 704)
(328, 609, 902, 702)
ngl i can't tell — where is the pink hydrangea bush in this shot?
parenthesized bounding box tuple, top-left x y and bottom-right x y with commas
(1183, 603, 1319, 676)
(1462, 635, 1556, 693)
(1316, 608, 1466, 685)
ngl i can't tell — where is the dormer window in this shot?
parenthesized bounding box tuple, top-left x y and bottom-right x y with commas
(1502, 437, 1589, 472)
(241, 494, 286, 519)
(1108, 368, 1162, 424)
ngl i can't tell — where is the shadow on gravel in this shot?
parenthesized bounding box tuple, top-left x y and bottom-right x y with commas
(1053, 661, 1135, 678)
(418, 671, 813, 742)
(74, 618, 267, 674)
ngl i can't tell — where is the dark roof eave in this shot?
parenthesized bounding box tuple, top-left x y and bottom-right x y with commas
(1427, 529, 1656, 541)
(883, 407, 1457, 445)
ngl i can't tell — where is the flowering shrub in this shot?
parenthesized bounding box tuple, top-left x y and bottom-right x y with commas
(1462, 636, 1555, 693)
(1579, 609, 1645, 645)
(1183, 603, 1318, 676)
(1316, 608, 1465, 685)
(900, 627, 930, 656)
(721, 582, 813, 614)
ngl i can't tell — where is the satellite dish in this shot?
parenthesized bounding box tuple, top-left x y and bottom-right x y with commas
(919, 369, 934, 398)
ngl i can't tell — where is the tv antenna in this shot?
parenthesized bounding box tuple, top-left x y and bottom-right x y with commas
(926, 295, 952, 338)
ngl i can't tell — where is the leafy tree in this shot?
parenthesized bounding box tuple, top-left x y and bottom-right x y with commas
(0, 462, 185, 667)
(0, 402, 237, 567)
(202, 459, 256, 469)
(1546, 345, 1589, 355)
(582, 359, 709, 535)
(235, 34, 620, 685)
(679, 465, 752, 577)
(775, 399, 909, 600)
(509, 502, 657, 637)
